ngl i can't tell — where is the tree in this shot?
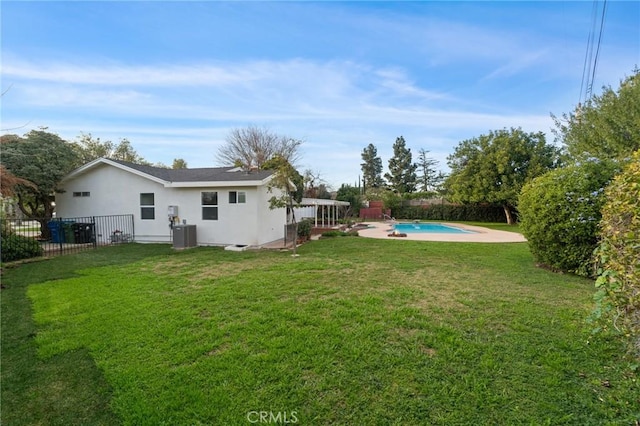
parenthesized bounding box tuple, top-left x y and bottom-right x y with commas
(0, 134, 36, 198)
(303, 169, 331, 199)
(263, 155, 304, 255)
(73, 133, 114, 164)
(384, 136, 417, 194)
(445, 128, 560, 224)
(360, 144, 384, 190)
(1, 130, 79, 236)
(335, 184, 363, 217)
(111, 139, 148, 163)
(553, 70, 640, 161)
(315, 184, 332, 200)
(263, 155, 303, 203)
(416, 148, 444, 193)
(0, 165, 35, 198)
(74, 133, 149, 165)
(172, 158, 188, 169)
(216, 125, 301, 169)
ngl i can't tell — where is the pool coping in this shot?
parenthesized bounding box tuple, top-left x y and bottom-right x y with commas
(356, 222, 527, 243)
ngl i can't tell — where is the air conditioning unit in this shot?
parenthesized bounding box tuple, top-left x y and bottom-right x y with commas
(173, 224, 197, 249)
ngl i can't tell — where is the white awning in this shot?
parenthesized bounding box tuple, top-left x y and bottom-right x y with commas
(300, 198, 350, 206)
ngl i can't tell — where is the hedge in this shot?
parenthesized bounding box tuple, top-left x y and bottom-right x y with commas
(391, 204, 507, 223)
(519, 159, 619, 276)
(1, 234, 44, 263)
(593, 151, 640, 355)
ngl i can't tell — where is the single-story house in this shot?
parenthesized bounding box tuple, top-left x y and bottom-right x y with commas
(55, 158, 290, 247)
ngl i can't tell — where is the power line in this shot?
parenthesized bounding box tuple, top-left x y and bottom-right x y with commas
(579, 0, 608, 105)
(579, 1, 598, 105)
(589, 0, 608, 99)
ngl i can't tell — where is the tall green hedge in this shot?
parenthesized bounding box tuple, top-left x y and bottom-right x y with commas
(392, 204, 507, 222)
(593, 151, 640, 355)
(519, 159, 619, 276)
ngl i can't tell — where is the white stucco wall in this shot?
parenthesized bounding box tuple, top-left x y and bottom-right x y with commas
(56, 163, 287, 246)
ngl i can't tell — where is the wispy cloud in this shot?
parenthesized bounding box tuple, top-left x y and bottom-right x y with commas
(1, 54, 555, 185)
(481, 50, 550, 81)
(3, 0, 637, 186)
(3, 57, 457, 118)
(2, 59, 255, 87)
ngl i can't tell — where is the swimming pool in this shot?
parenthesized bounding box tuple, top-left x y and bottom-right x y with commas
(394, 222, 477, 234)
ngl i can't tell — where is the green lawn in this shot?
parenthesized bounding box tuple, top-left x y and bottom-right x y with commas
(2, 237, 638, 425)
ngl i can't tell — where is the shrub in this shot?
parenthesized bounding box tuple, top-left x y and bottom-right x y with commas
(338, 219, 355, 227)
(593, 151, 640, 355)
(1, 234, 44, 262)
(518, 159, 619, 276)
(297, 219, 313, 240)
(320, 230, 358, 238)
(1, 219, 13, 238)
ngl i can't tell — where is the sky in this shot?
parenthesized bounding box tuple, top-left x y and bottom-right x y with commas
(1, 1, 639, 188)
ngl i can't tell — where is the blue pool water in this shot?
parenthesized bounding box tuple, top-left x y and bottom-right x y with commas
(394, 222, 477, 234)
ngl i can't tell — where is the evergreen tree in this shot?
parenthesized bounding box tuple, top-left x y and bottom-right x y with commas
(360, 144, 384, 191)
(384, 136, 417, 193)
(416, 148, 443, 193)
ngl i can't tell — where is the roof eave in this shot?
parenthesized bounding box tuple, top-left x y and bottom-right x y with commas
(166, 179, 270, 188)
(62, 158, 275, 187)
(62, 158, 169, 185)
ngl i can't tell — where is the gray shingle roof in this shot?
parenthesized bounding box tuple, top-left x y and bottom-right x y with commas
(110, 159, 274, 183)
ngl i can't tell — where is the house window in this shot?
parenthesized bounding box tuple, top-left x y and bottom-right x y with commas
(73, 192, 91, 197)
(140, 193, 155, 220)
(202, 191, 218, 220)
(229, 191, 246, 204)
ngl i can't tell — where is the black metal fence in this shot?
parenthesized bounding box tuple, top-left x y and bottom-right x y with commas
(284, 223, 297, 247)
(0, 214, 134, 262)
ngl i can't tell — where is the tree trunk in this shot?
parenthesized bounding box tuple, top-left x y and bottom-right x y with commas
(289, 194, 298, 256)
(503, 204, 514, 225)
(16, 192, 54, 239)
(37, 218, 50, 240)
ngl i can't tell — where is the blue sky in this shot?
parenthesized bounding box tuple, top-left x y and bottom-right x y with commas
(2, 1, 638, 188)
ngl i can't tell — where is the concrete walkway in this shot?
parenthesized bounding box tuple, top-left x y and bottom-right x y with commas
(357, 222, 527, 243)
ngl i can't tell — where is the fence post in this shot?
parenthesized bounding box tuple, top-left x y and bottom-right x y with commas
(130, 214, 135, 242)
(283, 224, 287, 246)
(57, 217, 63, 255)
(92, 216, 97, 249)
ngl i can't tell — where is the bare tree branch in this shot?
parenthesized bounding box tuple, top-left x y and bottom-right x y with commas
(216, 125, 302, 168)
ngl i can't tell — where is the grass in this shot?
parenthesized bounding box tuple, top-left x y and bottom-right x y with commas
(2, 236, 638, 425)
